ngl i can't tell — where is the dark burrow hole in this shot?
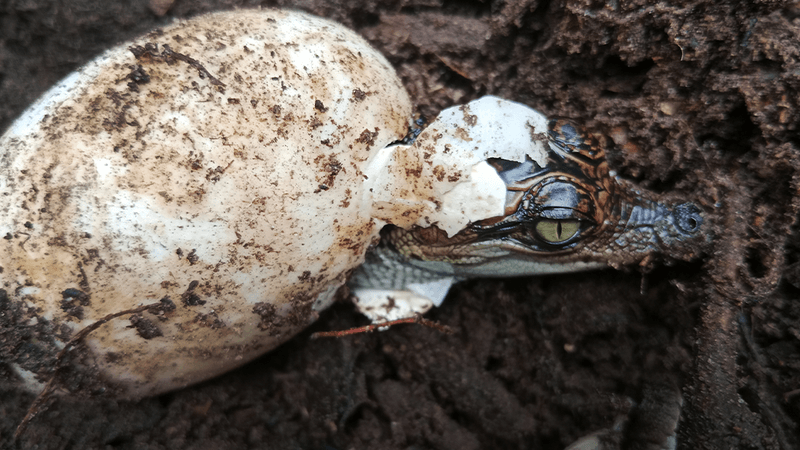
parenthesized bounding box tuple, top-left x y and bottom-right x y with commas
(745, 244, 771, 279)
(696, 102, 759, 156)
(737, 377, 763, 415)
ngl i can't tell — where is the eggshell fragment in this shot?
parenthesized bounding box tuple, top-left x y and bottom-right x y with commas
(367, 96, 550, 236)
(1, 9, 412, 398)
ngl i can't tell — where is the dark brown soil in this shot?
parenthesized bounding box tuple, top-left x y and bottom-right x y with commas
(2, 1, 799, 449)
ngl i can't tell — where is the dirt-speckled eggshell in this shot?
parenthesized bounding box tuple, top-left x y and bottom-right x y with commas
(0, 9, 412, 398)
(367, 96, 549, 236)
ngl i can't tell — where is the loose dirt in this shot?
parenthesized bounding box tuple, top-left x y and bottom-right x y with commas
(1, 1, 799, 449)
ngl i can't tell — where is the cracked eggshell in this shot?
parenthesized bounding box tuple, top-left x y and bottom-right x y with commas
(0, 9, 412, 398)
(368, 96, 551, 236)
(354, 97, 552, 323)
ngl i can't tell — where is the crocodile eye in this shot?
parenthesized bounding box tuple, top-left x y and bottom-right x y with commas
(535, 219, 581, 244)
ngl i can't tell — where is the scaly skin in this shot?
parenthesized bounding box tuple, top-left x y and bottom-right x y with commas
(358, 118, 708, 286)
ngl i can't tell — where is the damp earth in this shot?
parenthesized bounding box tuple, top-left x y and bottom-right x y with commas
(2, 1, 800, 449)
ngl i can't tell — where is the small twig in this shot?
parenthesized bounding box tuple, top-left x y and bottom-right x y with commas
(129, 43, 226, 89)
(14, 301, 163, 442)
(17, 231, 31, 250)
(311, 313, 454, 339)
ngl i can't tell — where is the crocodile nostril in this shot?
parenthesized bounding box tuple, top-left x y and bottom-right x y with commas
(674, 203, 703, 234)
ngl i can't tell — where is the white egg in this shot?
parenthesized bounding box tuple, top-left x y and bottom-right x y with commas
(0, 8, 417, 398)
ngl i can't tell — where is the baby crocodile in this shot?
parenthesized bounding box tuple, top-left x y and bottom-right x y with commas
(351, 97, 708, 321)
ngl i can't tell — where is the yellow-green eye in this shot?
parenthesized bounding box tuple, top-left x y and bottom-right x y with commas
(535, 219, 581, 244)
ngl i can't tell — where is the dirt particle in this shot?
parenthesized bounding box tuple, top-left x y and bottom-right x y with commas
(314, 155, 343, 193)
(182, 293, 204, 306)
(356, 128, 379, 146)
(314, 100, 327, 112)
(253, 302, 282, 333)
(432, 165, 446, 182)
(194, 312, 224, 329)
(309, 116, 323, 129)
(126, 65, 150, 92)
(459, 105, 477, 126)
(154, 296, 176, 313)
(61, 288, 90, 305)
(453, 126, 472, 142)
(339, 188, 352, 208)
(129, 314, 163, 339)
(60, 303, 84, 319)
(181, 280, 204, 306)
(285, 293, 314, 327)
(59, 288, 89, 319)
